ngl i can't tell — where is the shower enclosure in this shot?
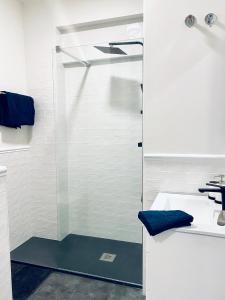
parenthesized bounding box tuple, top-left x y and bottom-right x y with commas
(11, 39, 143, 287)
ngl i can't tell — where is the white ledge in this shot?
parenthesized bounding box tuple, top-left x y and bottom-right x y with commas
(144, 153, 225, 159)
(57, 13, 143, 34)
(0, 166, 7, 177)
(0, 146, 30, 154)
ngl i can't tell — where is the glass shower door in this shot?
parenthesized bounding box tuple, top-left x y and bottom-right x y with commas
(55, 40, 143, 286)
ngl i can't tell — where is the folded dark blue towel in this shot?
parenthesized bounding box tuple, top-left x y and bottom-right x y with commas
(0, 91, 35, 128)
(138, 210, 194, 236)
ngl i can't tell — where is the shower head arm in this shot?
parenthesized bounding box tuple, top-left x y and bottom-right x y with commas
(56, 46, 90, 67)
(109, 41, 143, 47)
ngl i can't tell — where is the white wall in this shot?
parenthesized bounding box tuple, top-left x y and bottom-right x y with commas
(0, 0, 33, 250)
(144, 0, 225, 155)
(54, 0, 142, 26)
(143, 156, 225, 210)
(0, 0, 30, 148)
(0, 170, 12, 300)
(143, 0, 225, 207)
(0, 150, 33, 250)
(0, 0, 26, 93)
(23, 0, 58, 240)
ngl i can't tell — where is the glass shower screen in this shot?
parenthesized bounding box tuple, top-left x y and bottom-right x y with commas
(54, 40, 143, 286)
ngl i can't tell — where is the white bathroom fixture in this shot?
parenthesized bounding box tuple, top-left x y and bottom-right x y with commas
(145, 193, 225, 300)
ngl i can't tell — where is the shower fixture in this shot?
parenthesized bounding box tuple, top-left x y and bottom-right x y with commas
(109, 41, 143, 47)
(185, 15, 196, 28)
(205, 13, 217, 27)
(94, 45, 127, 55)
(94, 40, 143, 55)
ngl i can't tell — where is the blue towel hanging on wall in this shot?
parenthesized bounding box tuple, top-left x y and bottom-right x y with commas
(0, 91, 35, 128)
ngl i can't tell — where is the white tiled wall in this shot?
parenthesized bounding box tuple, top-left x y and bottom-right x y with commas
(0, 150, 33, 250)
(65, 60, 143, 243)
(0, 171, 12, 300)
(0, 109, 58, 249)
(143, 156, 225, 210)
(0, 0, 27, 151)
(23, 0, 59, 240)
(0, 0, 35, 252)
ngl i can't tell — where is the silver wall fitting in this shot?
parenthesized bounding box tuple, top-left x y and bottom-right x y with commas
(205, 13, 217, 27)
(185, 15, 196, 28)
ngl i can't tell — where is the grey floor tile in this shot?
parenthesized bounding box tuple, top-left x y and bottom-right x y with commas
(107, 285, 145, 300)
(71, 278, 112, 300)
(28, 272, 145, 300)
(28, 272, 79, 300)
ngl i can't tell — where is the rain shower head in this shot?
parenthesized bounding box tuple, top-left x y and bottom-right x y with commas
(94, 46, 127, 55)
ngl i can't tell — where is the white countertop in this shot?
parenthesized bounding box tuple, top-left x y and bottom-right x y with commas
(151, 193, 225, 238)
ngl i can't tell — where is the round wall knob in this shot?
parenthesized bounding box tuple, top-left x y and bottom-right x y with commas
(205, 13, 217, 27)
(185, 15, 196, 28)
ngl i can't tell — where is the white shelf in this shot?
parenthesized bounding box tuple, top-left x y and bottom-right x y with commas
(57, 13, 143, 34)
(0, 145, 30, 154)
(144, 153, 225, 159)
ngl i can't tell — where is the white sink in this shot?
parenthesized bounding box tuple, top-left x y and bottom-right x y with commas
(151, 192, 224, 237)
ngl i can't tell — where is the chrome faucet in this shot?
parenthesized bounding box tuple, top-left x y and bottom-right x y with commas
(199, 179, 225, 226)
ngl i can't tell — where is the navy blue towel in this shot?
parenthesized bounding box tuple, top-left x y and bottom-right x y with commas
(0, 91, 35, 128)
(138, 210, 194, 236)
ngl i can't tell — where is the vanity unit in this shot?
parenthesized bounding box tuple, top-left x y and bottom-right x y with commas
(0, 167, 12, 300)
(145, 193, 225, 300)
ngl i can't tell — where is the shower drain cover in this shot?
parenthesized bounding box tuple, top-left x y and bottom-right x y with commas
(99, 253, 117, 262)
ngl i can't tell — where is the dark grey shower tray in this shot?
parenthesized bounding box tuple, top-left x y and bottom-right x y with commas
(11, 234, 142, 288)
